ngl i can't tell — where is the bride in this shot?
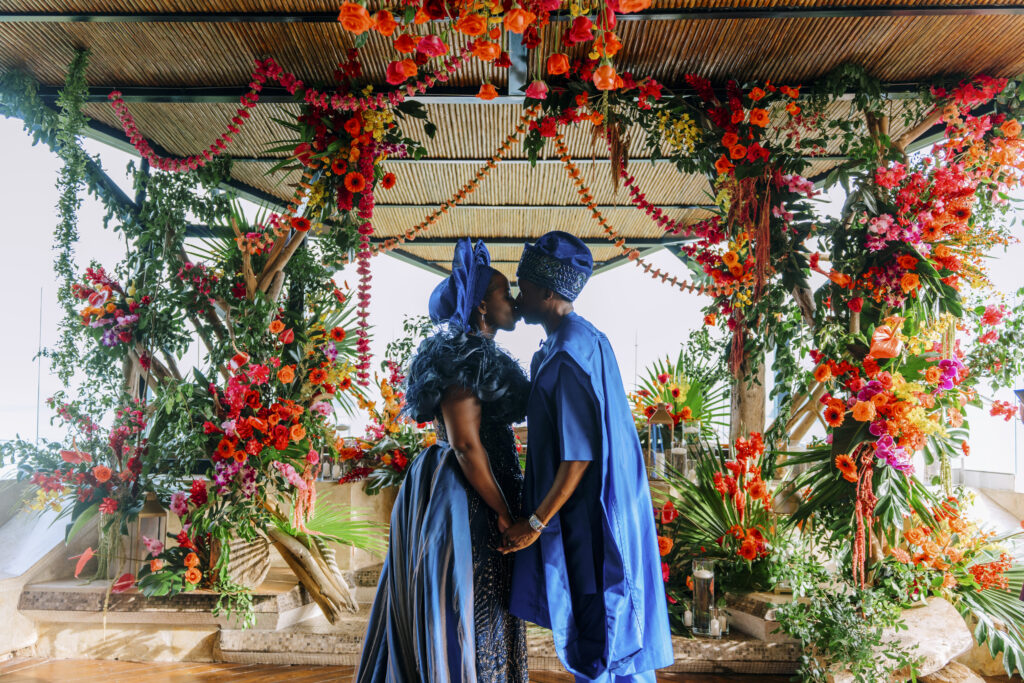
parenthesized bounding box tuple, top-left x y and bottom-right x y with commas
(356, 238, 530, 682)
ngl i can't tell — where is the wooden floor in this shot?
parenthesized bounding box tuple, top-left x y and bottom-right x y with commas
(0, 659, 792, 682)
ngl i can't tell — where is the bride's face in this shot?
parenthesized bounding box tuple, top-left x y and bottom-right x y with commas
(479, 272, 519, 333)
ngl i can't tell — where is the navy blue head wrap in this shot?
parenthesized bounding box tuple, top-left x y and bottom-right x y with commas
(428, 238, 498, 331)
(516, 230, 593, 301)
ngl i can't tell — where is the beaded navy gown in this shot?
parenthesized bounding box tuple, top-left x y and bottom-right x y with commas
(355, 330, 530, 683)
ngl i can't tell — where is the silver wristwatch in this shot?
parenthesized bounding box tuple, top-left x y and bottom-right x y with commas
(528, 514, 546, 532)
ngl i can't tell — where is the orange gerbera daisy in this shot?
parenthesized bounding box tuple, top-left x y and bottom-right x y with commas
(344, 172, 366, 193)
(835, 453, 857, 482)
(824, 404, 845, 428)
(330, 327, 346, 342)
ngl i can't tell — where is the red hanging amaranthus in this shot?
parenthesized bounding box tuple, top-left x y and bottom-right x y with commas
(108, 51, 470, 173)
(620, 169, 696, 237)
(852, 442, 878, 588)
(353, 142, 378, 387)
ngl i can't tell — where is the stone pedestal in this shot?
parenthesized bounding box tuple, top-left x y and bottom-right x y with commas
(724, 591, 800, 643)
(830, 598, 974, 683)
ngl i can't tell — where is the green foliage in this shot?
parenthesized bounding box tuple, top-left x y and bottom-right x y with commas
(770, 540, 923, 683)
(958, 561, 1024, 677)
(383, 314, 434, 373)
(963, 287, 1024, 393)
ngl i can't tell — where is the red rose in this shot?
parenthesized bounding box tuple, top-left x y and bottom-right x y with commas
(386, 60, 409, 85)
(847, 296, 863, 313)
(566, 16, 593, 44)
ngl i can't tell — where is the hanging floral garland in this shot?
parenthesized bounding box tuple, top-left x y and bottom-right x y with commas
(338, 105, 543, 262)
(107, 51, 470, 173)
(550, 130, 731, 297)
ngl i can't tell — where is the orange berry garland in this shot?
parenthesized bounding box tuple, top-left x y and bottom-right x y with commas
(551, 131, 731, 298)
(338, 105, 542, 264)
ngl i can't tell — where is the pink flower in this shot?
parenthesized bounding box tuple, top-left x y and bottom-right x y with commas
(525, 80, 549, 100)
(417, 35, 449, 57)
(170, 492, 189, 516)
(306, 448, 320, 465)
(141, 535, 164, 557)
(98, 497, 118, 514)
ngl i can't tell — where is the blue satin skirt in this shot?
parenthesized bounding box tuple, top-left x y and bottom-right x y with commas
(355, 443, 527, 683)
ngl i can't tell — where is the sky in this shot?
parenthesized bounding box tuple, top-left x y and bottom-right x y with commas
(1, 114, 1021, 478)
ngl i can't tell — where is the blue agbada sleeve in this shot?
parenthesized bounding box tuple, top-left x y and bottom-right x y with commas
(554, 358, 600, 463)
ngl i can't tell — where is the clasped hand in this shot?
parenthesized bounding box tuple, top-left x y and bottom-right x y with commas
(497, 518, 540, 554)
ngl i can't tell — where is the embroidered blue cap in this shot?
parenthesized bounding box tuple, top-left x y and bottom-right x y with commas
(516, 231, 593, 301)
(428, 238, 497, 331)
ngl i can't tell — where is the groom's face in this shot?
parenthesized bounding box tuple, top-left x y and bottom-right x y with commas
(514, 278, 547, 325)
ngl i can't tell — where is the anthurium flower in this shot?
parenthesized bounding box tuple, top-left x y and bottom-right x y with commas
(525, 80, 548, 100)
(477, 83, 498, 100)
(71, 547, 95, 578)
(337, 2, 373, 34)
(417, 34, 449, 57)
(111, 572, 136, 593)
(503, 7, 536, 33)
(60, 448, 92, 464)
(279, 328, 295, 344)
(229, 351, 250, 371)
(547, 53, 570, 76)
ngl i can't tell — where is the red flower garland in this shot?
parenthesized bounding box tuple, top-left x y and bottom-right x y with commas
(551, 131, 728, 298)
(107, 51, 470, 173)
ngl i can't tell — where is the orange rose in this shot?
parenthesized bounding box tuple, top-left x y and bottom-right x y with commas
(184, 567, 202, 584)
(593, 64, 617, 91)
(904, 527, 926, 546)
(92, 465, 112, 483)
(477, 83, 498, 100)
(852, 400, 876, 422)
(900, 273, 920, 293)
(813, 364, 831, 382)
(401, 59, 418, 79)
(1001, 119, 1022, 138)
(924, 366, 941, 384)
(680, 406, 693, 421)
(471, 39, 501, 62)
(715, 155, 734, 175)
(455, 12, 487, 36)
(290, 424, 307, 442)
(749, 108, 769, 127)
(277, 365, 296, 384)
(657, 536, 673, 556)
(184, 552, 200, 568)
(373, 10, 398, 36)
(547, 53, 569, 76)
(738, 538, 758, 561)
(149, 559, 163, 572)
(394, 33, 420, 54)
(897, 254, 918, 270)
(721, 132, 739, 148)
(749, 87, 766, 101)
(337, 2, 373, 34)
(617, 0, 651, 12)
(269, 320, 285, 334)
(594, 31, 621, 57)
(703, 314, 717, 326)
(503, 7, 536, 33)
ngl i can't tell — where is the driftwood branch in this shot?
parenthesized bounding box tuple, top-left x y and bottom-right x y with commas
(266, 527, 358, 623)
(894, 106, 943, 156)
(258, 232, 308, 294)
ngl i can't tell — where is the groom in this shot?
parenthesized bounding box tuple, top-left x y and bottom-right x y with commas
(500, 231, 673, 682)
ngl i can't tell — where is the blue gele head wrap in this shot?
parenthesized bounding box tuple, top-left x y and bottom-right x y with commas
(428, 238, 498, 331)
(516, 230, 593, 301)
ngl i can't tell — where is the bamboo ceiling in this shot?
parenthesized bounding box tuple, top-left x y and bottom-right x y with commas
(4, 1, 1024, 278)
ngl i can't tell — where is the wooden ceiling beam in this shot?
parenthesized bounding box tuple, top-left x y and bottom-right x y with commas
(5, 5, 1024, 24)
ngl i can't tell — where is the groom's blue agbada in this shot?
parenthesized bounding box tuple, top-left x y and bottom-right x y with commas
(509, 303, 673, 678)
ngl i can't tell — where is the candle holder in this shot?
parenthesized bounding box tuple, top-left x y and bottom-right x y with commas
(691, 558, 716, 637)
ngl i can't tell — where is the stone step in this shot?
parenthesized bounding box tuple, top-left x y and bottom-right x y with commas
(217, 611, 801, 674)
(19, 569, 320, 631)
